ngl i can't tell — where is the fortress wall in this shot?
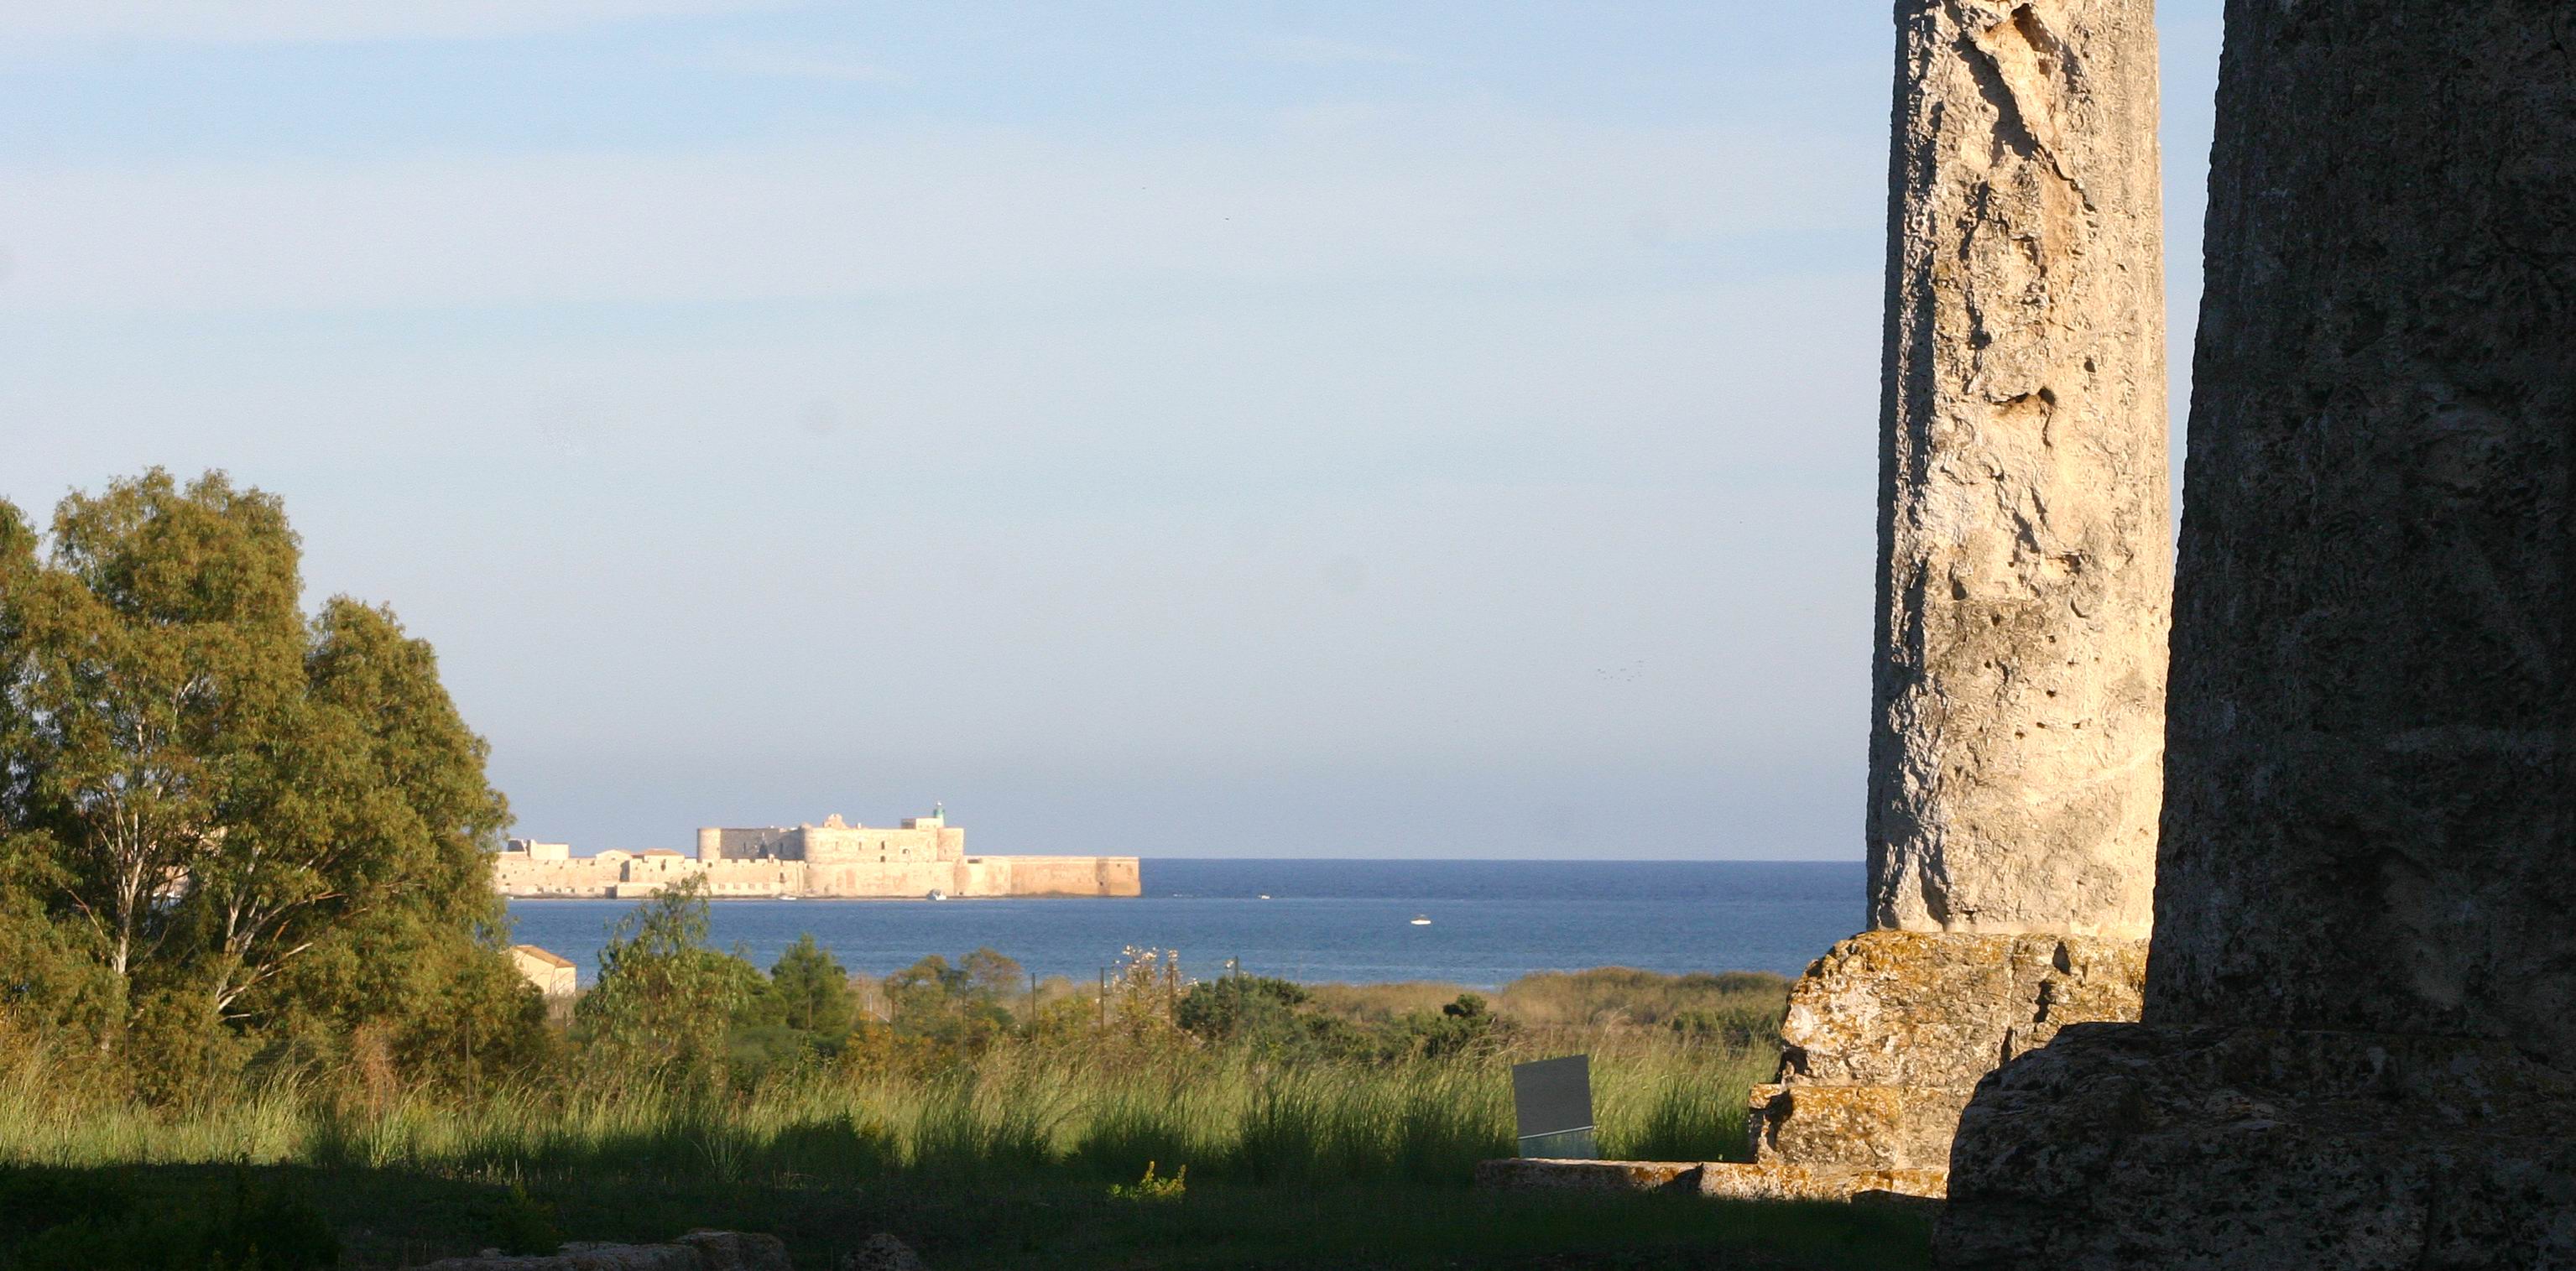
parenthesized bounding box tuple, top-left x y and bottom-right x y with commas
(492, 857, 620, 898)
(623, 855, 701, 881)
(804, 860, 957, 898)
(698, 860, 807, 896)
(491, 841, 1134, 899)
(802, 824, 948, 866)
(714, 827, 795, 860)
(1098, 857, 1140, 897)
(966, 856, 1142, 898)
(942, 851, 988, 892)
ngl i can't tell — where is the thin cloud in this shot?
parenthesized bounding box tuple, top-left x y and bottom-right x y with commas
(0, 0, 790, 49)
(705, 39, 911, 85)
(1251, 34, 1420, 67)
(0, 113, 1875, 315)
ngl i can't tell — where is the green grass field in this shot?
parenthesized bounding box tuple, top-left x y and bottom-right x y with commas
(0, 965, 1929, 1268)
(0, 1163, 1931, 1270)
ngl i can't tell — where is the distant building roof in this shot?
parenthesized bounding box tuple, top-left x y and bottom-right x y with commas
(640, 848, 684, 857)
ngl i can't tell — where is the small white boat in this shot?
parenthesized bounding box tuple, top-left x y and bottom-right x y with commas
(1257, 893, 1272, 900)
(1410, 914, 1431, 926)
(926, 889, 947, 901)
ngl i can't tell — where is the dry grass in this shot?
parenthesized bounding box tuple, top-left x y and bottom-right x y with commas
(0, 1028, 1773, 1184)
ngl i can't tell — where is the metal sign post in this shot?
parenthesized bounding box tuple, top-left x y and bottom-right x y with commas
(1510, 1055, 1597, 1159)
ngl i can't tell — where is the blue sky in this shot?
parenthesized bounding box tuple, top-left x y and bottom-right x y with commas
(1, 3, 2226, 859)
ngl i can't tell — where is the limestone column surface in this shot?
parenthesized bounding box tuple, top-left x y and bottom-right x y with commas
(1701, 0, 2168, 1204)
(1937, 3, 2576, 1265)
(2141, 0, 2576, 1060)
(1869, 0, 2170, 940)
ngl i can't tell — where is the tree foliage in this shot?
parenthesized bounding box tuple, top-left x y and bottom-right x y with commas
(0, 470, 537, 1090)
(574, 876, 745, 1085)
(770, 933, 854, 1036)
(884, 947, 1022, 1051)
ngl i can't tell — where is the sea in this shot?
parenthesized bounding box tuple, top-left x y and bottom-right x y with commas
(503, 858, 1859, 989)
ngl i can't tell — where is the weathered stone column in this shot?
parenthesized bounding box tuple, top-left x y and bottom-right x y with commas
(1702, 0, 2168, 1202)
(1869, 0, 2168, 942)
(1938, 3, 2576, 1265)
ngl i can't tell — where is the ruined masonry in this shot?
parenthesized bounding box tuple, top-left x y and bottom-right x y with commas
(1937, 3, 2576, 1265)
(1702, 0, 2171, 1203)
(1476, 1, 2169, 1201)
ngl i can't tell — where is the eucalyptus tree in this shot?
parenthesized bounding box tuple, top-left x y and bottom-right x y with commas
(192, 596, 513, 1022)
(0, 469, 529, 1072)
(0, 471, 303, 990)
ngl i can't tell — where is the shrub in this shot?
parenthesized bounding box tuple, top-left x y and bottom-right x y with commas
(5, 1170, 337, 1271)
(1107, 1161, 1185, 1202)
(474, 1183, 561, 1256)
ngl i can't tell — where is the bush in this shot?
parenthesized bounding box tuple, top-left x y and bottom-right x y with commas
(123, 990, 248, 1111)
(575, 878, 746, 1087)
(0, 1168, 133, 1244)
(3, 1169, 337, 1271)
(473, 1182, 561, 1255)
(1385, 994, 1509, 1060)
(1106, 1161, 1185, 1202)
(1175, 976, 1368, 1061)
(1175, 975, 1307, 1039)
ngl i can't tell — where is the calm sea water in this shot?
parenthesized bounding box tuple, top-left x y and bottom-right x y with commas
(504, 858, 1859, 989)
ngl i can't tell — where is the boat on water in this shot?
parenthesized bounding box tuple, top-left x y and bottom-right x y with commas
(926, 889, 947, 901)
(1410, 914, 1431, 926)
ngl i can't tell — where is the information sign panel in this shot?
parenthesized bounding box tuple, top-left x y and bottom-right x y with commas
(1510, 1055, 1596, 1159)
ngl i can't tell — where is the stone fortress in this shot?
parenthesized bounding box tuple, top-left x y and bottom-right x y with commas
(489, 809, 1140, 899)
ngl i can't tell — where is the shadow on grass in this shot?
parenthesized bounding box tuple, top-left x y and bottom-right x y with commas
(0, 1160, 1930, 1271)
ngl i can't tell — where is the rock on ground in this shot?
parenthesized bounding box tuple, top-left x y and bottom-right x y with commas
(837, 1233, 928, 1271)
(418, 1230, 789, 1271)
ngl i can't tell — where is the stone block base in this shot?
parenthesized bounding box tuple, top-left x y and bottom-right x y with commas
(1478, 932, 2148, 1211)
(1698, 1161, 1948, 1205)
(1781, 930, 2148, 1088)
(1936, 1023, 2576, 1269)
(1473, 1158, 1945, 1204)
(1748, 1081, 1971, 1171)
(1471, 1159, 1704, 1194)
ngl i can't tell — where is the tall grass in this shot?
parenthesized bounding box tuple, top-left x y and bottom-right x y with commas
(0, 1025, 1774, 1188)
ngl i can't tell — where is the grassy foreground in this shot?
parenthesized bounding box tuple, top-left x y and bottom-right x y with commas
(1, 1164, 1931, 1271)
(0, 963, 1930, 1268)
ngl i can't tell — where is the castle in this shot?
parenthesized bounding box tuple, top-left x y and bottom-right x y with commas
(489, 810, 1139, 899)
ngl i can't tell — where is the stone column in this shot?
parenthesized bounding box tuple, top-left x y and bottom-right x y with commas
(1703, 0, 2168, 1202)
(1870, 0, 2168, 942)
(1938, 3, 2576, 1265)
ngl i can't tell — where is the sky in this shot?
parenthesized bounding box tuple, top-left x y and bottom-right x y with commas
(0, 3, 2227, 861)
